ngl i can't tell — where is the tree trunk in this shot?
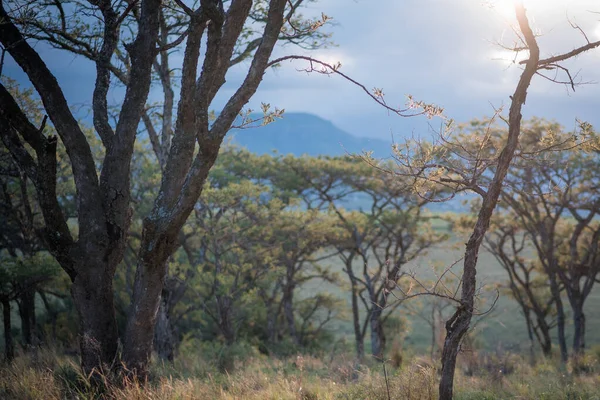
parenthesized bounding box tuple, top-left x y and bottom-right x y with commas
(549, 279, 568, 363)
(18, 288, 36, 348)
(438, 7, 539, 399)
(282, 285, 299, 345)
(71, 266, 119, 376)
(154, 295, 175, 362)
(2, 298, 14, 363)
(537, 317, 553, 359)
(572, 301, 586, 356)
(123, 243, 170, 377)
(370, 307, 385, 359)
(523, 310, 535, 364)
(350, 279, 364, 361)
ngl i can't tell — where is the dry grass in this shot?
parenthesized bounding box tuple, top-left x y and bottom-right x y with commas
(1, 348, 599, 400)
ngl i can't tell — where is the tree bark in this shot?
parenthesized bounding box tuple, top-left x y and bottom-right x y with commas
(370, 306, 385, 359)
(154, 295, 175, 362)
(71, 265, 119, 376)
(572, 300, 586, 356)
(2, 298, 14, 363)
(122, 242, 170, 376)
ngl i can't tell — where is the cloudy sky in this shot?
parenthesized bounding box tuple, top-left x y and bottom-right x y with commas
(246, 0, 600, 140)
(6, 0, 600, 141)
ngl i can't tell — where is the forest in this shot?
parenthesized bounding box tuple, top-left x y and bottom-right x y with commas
(1, 0, 600, 399)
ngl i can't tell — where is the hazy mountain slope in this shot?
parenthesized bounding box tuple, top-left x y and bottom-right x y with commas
(228, 112, 394, 157)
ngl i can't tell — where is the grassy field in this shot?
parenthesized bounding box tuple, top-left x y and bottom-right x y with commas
(2, 349, 599, 399)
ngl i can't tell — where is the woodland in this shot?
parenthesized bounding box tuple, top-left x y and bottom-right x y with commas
(1, 0, 600, 399)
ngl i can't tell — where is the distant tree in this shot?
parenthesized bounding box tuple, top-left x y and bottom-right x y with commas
(484, 215, 558, 360)
(263, 207, 340, 347)
(0, 0, 330, 377)
(261, 155, 446, 360)
(495, 125, 600, 360)
(0, 254, 61, 361)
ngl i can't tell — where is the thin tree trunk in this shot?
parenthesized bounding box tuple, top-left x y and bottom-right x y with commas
(534, 316, 552, 358)
(71, 266, 119, 376)
(524, 310, 536, 364)
(349, 276, 364, 361)
(572, 301, 586, 356)
(282, 285, 299, 345)
(438, 6, 539, 399)
(2, 298, 14, 363)
(18, 289, 36, 348)
(549, 278, 568, 363)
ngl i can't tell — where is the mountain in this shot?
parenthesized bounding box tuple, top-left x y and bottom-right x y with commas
(227, 112, 394, 157)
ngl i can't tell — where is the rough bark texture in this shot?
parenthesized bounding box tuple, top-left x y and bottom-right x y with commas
(154, 298, 175, 362)
(71, 265, 120, 373)
(572, 299, 586, 355)
(438, 5, 540, 399)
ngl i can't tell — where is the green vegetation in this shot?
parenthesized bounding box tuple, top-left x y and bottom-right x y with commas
(2, 0, 600, 398)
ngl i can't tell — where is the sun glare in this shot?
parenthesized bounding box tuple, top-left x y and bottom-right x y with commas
(488, 0, 592, 20)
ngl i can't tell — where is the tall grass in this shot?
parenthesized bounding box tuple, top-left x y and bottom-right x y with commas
(1, 347, 599, 399)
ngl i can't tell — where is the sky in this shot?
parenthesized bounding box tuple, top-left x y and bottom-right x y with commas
(5, 0, 600, 141)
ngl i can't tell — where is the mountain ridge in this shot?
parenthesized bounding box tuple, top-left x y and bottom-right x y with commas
(227, 112, 394, 157)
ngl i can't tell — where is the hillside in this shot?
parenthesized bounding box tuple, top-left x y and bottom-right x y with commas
(228, 112, 394, 157)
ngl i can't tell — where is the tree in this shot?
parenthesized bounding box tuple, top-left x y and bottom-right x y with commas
(484, 214, 558, 360)
(0, 0, 331, 377)
(495, 124, 600, 360)
(373, 5, 600, 397)
(260, 155, 446, 360)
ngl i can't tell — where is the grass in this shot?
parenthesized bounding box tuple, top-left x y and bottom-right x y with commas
(1, 348, 600, 399)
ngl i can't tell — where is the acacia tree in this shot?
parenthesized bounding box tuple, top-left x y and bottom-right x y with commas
(261, 155, 445, 360)
(484, 215, 558, 359)
(371, 5, 600, 397)
(496, 129, 600, 359)
(0, 0, 330, 377)
(452, 120, 582, 360)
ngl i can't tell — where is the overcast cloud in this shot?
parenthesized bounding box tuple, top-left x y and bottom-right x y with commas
(5, 0, 600, 141)
(242, 0, 600, 139)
